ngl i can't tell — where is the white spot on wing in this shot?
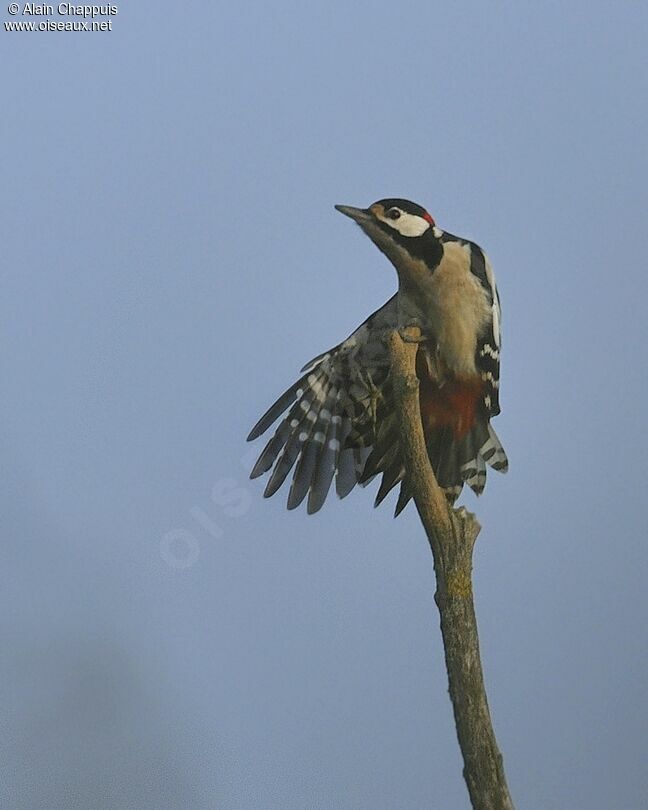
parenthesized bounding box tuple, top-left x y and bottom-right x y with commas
(480, 344, 499, 359)
(310, 379, 325, 398)
(480, 371, 499, 387)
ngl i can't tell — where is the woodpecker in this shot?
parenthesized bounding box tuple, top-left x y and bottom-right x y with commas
(247, 198, 508, 515)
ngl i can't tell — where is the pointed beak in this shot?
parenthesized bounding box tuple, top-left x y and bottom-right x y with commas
(334, 204, 373, 225)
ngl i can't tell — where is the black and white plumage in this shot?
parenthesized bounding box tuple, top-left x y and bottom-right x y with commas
(248, 198, 508, 515)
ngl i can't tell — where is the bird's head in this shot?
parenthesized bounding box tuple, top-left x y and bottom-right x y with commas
(335, 198, 443, 270)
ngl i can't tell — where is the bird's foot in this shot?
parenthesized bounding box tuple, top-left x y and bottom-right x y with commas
(398, 326, 426, 344)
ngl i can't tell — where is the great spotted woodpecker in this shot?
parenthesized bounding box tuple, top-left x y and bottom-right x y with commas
(247, 198, 508, 515)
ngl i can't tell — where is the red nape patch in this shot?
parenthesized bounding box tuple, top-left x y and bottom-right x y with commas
(419, 379, 484, 439)
(423, 211, 435, 225)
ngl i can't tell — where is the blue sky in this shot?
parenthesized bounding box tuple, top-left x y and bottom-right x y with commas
(2, 2, 647, 808)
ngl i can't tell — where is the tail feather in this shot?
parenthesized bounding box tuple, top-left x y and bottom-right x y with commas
(465, 454, 487, 495)
(436, 438, 459, 491)
(481, 424, 508, 472)
(441, 421, 507, 498)
(386, 418, 507, 508)
(457, 428, 486, 495)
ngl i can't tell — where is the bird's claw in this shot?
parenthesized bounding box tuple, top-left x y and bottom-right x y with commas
(398, 327, 426, 344)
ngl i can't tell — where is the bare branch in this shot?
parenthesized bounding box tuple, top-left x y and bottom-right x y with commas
(388, 327, 515, 810)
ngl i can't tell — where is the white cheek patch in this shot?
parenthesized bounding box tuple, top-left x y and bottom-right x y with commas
(382, 212, 431, 237)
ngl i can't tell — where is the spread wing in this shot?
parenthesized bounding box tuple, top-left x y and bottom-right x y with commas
(247, 296, 397, 513)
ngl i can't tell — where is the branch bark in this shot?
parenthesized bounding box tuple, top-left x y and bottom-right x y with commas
(388, 327, 515, 810)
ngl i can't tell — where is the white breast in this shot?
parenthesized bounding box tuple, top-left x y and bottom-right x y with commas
(426, 241, 492, 377)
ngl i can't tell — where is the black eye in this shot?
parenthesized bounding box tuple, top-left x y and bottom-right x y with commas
(387, 208, 401, 220)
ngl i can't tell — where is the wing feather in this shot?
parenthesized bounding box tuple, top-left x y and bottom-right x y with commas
(247, 298, 397, 511)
